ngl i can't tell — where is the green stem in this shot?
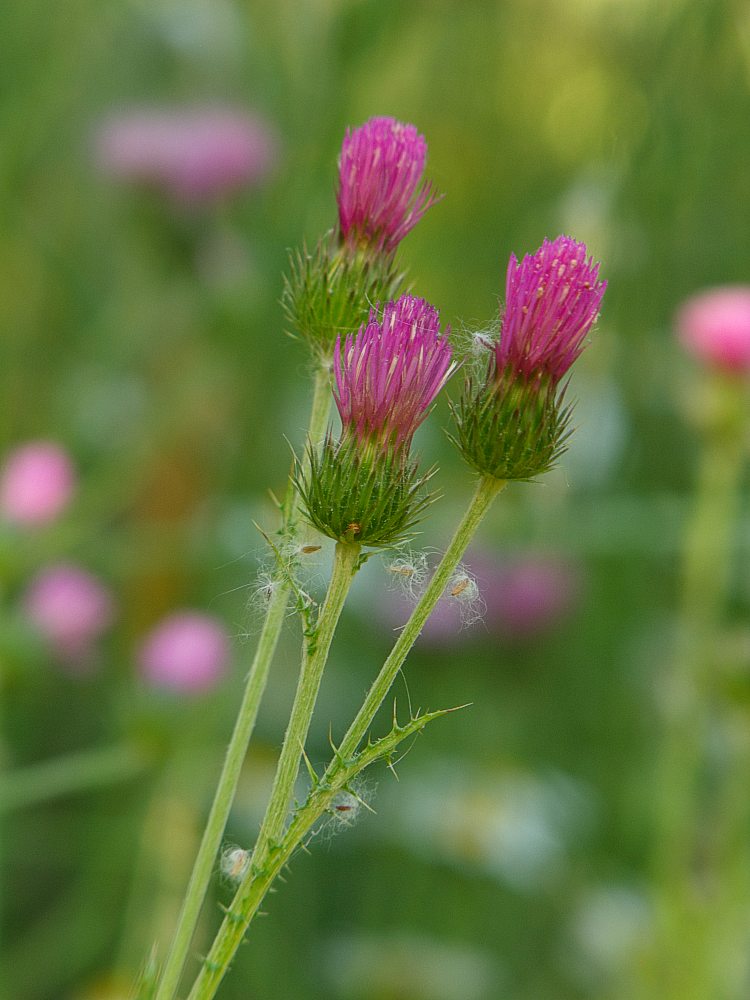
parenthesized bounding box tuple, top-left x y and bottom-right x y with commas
(185, 475, 504, 1000)
(153, 366, 331, 1000)
(650, 375, 747, 999)
(187, 540, 361, 1000)
(0, 742, 147, 813)
(189, 709, 448, 997)
(335, 475, 505, 763)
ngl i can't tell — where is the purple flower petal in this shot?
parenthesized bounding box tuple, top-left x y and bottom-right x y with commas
(496, 236, 606, 382)
(337, 117, 440, 255)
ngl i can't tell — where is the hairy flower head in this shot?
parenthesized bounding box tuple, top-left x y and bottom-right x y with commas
(495, 236, 606, 383)
(452, 236, 606, 482)
(298, 295, 453, 547)
(337, 117, 440, 256)
(333, 294, 455, 452)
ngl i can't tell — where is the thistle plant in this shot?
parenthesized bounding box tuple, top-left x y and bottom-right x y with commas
(152, 115, 438, 1000)
(148, 118, 606, 999)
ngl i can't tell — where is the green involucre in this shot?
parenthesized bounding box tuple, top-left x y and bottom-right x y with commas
(451, 368, 572, 481)
(296, 435, 435, 547)
(282, 233, 404, 358)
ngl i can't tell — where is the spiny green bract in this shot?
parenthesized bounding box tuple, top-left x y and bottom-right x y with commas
(295, 435, 435, 548)
(282, 233, 404, 359)
(451, 369, 573, 481)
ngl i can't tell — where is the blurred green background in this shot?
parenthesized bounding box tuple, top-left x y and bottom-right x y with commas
(2, 0, 750, 997)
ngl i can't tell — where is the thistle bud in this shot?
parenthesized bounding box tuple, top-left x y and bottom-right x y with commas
(282, 233, 402, 360)
(452, 236, 606, 481)
(297, 295, 455, 547)
(283, 117, 439, 359)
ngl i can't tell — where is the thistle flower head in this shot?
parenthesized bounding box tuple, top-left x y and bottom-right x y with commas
(495, 235, 606, 383)
(451, 236, 606, 482)
(298, 295, 453, 547)
(337, 117, 440, 256)
(333, 294, 455, 452)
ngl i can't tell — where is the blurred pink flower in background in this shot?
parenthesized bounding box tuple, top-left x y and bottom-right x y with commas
(95, 106, 277, 204)
(139, 612, 230, 694)
(0, 442, 76, 527)
(675, 286, 750, 373)
(483, 555, 582, 639)
(23, 564, 115, 667)
(381, 551, 582, 646)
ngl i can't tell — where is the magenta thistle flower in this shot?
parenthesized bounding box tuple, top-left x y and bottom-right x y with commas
(333, 294, 455, 452)
(452, 236, 606, 482)
(299, 295, 453, 546)
(675, 286, 750, 374)
(495, 235, 607, 383)
(337, 117, 440, 256)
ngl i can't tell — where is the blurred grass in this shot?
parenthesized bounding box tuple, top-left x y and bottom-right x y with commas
(2, 0, 750, 997)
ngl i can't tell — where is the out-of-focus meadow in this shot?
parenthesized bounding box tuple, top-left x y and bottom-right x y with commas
(2, 1, 750, 998)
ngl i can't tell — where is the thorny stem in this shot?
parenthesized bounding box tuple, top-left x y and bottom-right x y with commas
(187, 540, 361, 1000)
(332, 475, 505, 765)
(153, 365, 331, 1000)
(185, 475, 505, 1000)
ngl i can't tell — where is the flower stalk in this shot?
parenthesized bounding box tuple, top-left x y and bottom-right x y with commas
(333, 474, 505, 762)
(184, 476, 503, 1000)
(649, 373, 748, 999)
(153, 366, 331, 1000)
(187, 540, 361, 1000)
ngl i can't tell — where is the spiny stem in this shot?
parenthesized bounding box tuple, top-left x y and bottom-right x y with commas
(184, 475, 504, 1000)
(334, 474, 505, 764)
(246, 540, 360, 868)
(153, 365, 331, 1000)
(187, 540, 361, 1000)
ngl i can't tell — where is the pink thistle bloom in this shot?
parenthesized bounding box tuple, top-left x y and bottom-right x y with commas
(675, 286, 750, 374)
(484, 554, 582, 639)
(23, 564, 115, 667)
(0, 442, 76, 527)
(95, 106, 277, 204)
(333, 294, 455, 452)
(496, 236, 607, 383)
(337, 116, 440, 255)
(139, 612, 230, 695)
